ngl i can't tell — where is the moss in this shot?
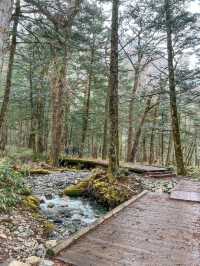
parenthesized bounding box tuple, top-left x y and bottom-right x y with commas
(46, 249, 55, 258)
(29, 168, 53, 175)
(23, 195, 40, 210)
(87, 171, 141, 208)
(63, 169, 142, 208)
(43, 221, 55, 235)
(64, 179, 89, 197)
(21, 187, 32, 196)
(90, 178, 130, 208)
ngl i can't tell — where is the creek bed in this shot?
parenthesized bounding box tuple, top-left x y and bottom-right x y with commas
(26, 171, 107, 240)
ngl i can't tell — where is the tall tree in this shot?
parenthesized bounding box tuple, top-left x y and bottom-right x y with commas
(0, 0, 13, 69)
(108, 0, 119, 176)
(165, 0, 186, 175)
(0, 0, 20, 131)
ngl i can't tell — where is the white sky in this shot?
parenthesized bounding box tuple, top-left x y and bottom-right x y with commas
(189, 0, 200, 12)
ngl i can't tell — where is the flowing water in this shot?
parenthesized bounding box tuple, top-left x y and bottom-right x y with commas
(26, 171, 107, 240)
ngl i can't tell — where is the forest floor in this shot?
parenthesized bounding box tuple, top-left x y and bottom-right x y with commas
(0, 160, 195, 265)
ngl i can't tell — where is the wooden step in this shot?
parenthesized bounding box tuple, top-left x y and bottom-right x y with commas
(144, 173, 176, 179)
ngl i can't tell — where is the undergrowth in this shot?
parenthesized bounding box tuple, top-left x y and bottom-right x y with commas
(186, 167, 200, 180)
(0, 162, 30, 212)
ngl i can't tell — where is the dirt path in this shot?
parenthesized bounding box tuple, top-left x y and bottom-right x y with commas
(56, 192, 200, 266)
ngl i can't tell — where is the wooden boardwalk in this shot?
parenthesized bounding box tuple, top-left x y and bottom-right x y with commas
(60, 158, 175, 177)
(55, 190, 200, 266)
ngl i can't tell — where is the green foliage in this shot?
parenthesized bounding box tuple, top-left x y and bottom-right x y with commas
(6, 146, 34, 163)
(0, 163, 28, 212)
(187, 167, 200, 180)
(42, 221, 55, 235)
(23, 195, 40, 211)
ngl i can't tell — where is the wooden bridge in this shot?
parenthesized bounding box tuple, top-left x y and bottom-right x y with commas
(53, 180, 200, 266)
(60, 157, 176, 178)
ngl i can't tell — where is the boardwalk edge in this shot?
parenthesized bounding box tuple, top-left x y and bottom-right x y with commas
(51, 190, 148, 255)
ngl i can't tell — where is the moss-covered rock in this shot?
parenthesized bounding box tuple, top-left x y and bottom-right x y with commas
(43, 221, 55, 235)
(63, 169, 142, 208)
(64, 179, 90, 197)
(88, 177, 131, 208)
(23, 195, 40, 210)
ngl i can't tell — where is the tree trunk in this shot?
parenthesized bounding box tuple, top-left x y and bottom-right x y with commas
(28, 61, 36, 152)
(149, 105, 159, 164)
(0, 0, 13, 69)
(36, 80, 45, 154)
(165, 131, 172, 166)
(51, 58, 66, 166)
(108, 0, 119, 176)
(165, 0, 186, 175)
(79, 45, 95, 158)
(142, 134, 147, 162)
(102, 90, 109, 160)
(130, 97, 152, 163)
(127, 67, 140, 161)
(0, 119, 8, 152)
(0, 0, 20, 131)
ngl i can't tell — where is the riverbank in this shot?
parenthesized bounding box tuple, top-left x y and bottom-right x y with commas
(0, 161, 180, 264)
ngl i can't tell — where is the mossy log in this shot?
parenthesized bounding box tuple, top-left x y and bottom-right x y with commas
(59, 157, 108, 169)
(29, 168, 54, 175)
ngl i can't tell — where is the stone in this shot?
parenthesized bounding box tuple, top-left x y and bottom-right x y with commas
(0, 216, 13, 224)
(0, 233, 7, 239)
(45, 240, 57, 250)
(15, 227, 34, 238)
(34, 244, 46, 258)
(26, 256, 41, 266)
(47, 203, 54, 209)
(9, 260, 29, 266)
(39, 260, 54, 266)
(45, 194, 53, 200)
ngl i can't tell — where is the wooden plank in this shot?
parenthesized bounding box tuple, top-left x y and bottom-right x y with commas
(170, 190, 200, 202)
(51, 190, 147, 255)
(59, 157, 171, 173)
(56, 192, 200, 266)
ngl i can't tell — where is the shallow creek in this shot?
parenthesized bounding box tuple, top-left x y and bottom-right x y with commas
(26, 171, 107, 240)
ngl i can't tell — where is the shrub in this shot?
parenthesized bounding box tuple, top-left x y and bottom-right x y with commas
(0, 163, 29, 212)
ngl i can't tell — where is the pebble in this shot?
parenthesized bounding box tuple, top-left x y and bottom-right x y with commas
(39, 260, 54, 266)
(34, 244, 46, 258)
(9, 260, 29, 266)
(0, 233, 7, 239)
(26, 256, 41, 266)
(44, 240, 57, 250)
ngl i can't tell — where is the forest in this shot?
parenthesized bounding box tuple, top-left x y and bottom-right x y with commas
(0, 0, 200, 265)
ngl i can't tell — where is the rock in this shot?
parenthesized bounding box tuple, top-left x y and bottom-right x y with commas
(0, 216, 13, 224)
(47, 203, 54, 209)
(45, 240, 57, 249)
(9, 260, 29, 266)
(15, 226, 34, 238)
(39, 260, 54, 266)
(26, 256, 41, 266)
(53, 219, 63, 225)
(0, 233, 7, 239)
(45, 194, 53, 200)
(34, 244, 46, 258)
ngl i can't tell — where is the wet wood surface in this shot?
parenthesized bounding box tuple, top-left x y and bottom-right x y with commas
(171, 179, 200, 202)
(56, 192, 200, 266)
(60, 157, 171, 173)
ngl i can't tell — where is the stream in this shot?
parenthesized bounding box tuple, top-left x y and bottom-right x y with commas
(26, 171, 107, 240)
